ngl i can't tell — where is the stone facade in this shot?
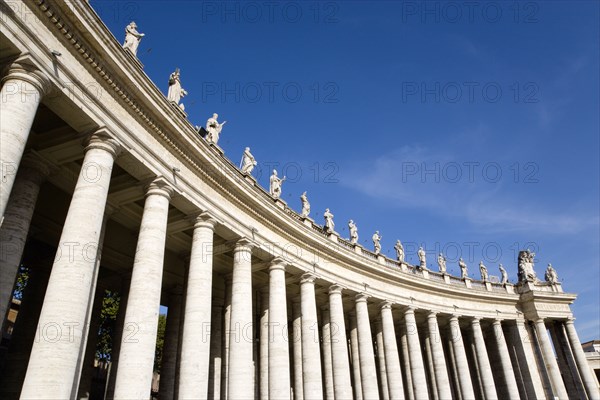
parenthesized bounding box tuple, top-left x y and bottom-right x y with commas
(0, 1, 599, 399)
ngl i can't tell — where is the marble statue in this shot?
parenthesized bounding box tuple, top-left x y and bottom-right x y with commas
(206, 113, 226, 145)
(394, 240, 405, 262)
(240, 147, 257, 175)
(372, 231, 382, 255)
(459, 258, 468, 279)
(348, 220, 358, 244)
(499, 264, 508, 285)
(518, 249, 537, 282)
(479, 261, 489, 281)
(269, 169, 285, 199)
(123, 21, 144, 56)
(324, 209, 335, 233)
(167, 68, 188, 106)
(545, 264, 558, 284)
(437, 253, 447, 273)
(300, 192, 310, 218)
(417, 247, 427, 269)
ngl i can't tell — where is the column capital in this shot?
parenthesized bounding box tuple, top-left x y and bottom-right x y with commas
(328, 284, 343, 295)
(269, 257, 287, 272)
(427, 311, 438, 319)
(492, 318, 503, 325)
(449, 314, 460, 323)
(355, 292, 370, 303)
(471, 317, 482, 324)
(191, 211, 218, 230)
(234, 237, 254, 253)
(565, 317, 575, 325)
(404, 306, 416, 316)
(2, 58, 51, 96)
(300, 272, 317, 284)
(145, 177, 175, 200)
(84, 127, 122, 159)
(379, 301, 393, 310)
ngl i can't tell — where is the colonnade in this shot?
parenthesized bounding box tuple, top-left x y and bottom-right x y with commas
(1, 58, 599, 400)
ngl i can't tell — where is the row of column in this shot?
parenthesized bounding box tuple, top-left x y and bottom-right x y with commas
(2, 63, 599, 400)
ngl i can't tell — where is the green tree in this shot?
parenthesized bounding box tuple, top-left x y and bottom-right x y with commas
(154, 314, 167, 373)
(13, 265, 29, 300)
(95, 290, 120, 361)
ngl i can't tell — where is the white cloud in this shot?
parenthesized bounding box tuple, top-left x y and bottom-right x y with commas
(344, 145, 599, 234)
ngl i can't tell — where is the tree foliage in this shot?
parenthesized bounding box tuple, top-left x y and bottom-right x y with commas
(154, 314, 167, 373)
(95, 290, 120, 361)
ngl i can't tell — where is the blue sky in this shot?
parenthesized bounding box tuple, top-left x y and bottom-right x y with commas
(92, 1, 599, 341)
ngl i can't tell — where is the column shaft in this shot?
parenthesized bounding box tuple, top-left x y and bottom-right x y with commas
(321, 306, 335, 400)
(178, 215, 216, 399)
(471, 319, 497, 400)
(300, 274, 323, 399)
(20, 133, 119, 399)
(511, 320, 546, 400)
(449, 315, 475, 399)
(564, 320, 600, 400)
(350, 313, 363, 400)
(399, 322, 415, 400)
(268, 260, 290, 399)
(489, 320, 520, 399)
(427, 313, 451, 400)
(375, 319, 390, 400)
(404, 308, 429, 399)
(381, 304, 405, 400)
(292, 301, 304, 400)
(355, 294, 379, 399)
(259, 289, 269, 400)
(113, 179, 173, 399)
(328, 285, 352, 399)
(161, 291, 183, 399)
(535, 319, 569, 398)
(0, 63, 48, 218)
(227, 239, 254, 400)
(0, 155, 49, 325)
(207, 301, 223, 400)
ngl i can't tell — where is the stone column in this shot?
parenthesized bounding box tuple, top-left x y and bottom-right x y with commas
(0, 153, 51, 326)
(0, 260, 51, 399)
(510, 320, 546, 400)
(178, 213, 217, 399)
(259, 288, 269, 400)
(470, 318, 497, 400)
(448, 315, 475, 399)
(321, 306, 335, 400)
(404, 307, 429, 399)
(399, 322, 415, 400)
(20, 131, 120, 399)
(534, 319, 569, 399)
(113, 178, 174, 399)
(423, 331, 439, 400)
(268, 258, 291, 399)
(207, 298, 224, 400)
(0, 60, 49, 219)
(375, 319, 390, 400)
(564, 319, 600, 400)
(355, 293, 379, 399)
(299, 273, 322, 399)
(491, 319, 520, 399)
(103, 276, 131, 400)
(221, 275, 232, 399)
(328, 285, 353, 399)
(349, 312, 363, 400)
(227, 239, 255, 400)
(76, 280, 109, 400)
(380, 302, 404, 400)
(427, 312, 451, 400)
(161, 290, 183, 399)
(292, 300, 304, 400)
